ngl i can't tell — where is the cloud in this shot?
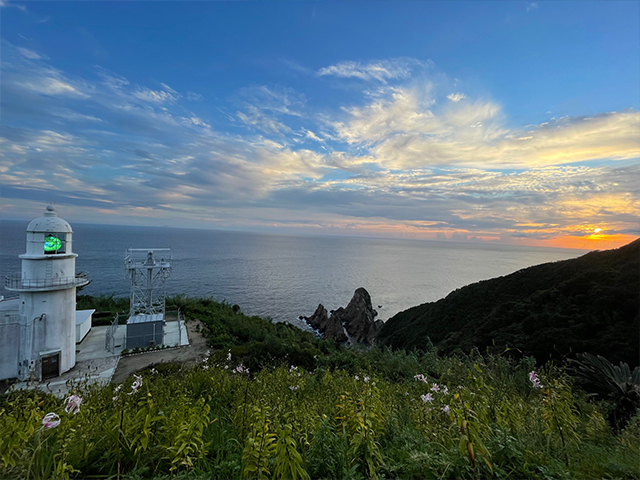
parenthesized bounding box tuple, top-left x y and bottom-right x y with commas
(186, 91, 203, 101)
(133, 86, 179, 103)
(17, 47, 46, 60)
(447, 92, 466, 102)
(526, 2, 539, 13)
(331, 83, 639, 169)
(1, 46, 637, 245)
(0, 1, 27, 12)
(318, 58, 432, 83)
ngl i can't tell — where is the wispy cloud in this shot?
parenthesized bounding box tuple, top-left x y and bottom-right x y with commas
(17, 47, 46, 60)
(447, 92, 466, 102)
(318, 58, 432, 83)
(526, 2, 539, 13)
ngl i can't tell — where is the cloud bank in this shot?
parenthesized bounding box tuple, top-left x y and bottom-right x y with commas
(1, 42, 638, 247)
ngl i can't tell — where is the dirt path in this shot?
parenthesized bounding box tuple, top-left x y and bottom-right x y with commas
(111, 319, 209, 384)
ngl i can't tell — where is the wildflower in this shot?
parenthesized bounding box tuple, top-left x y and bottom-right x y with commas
(355, 375, 359, 381)
(420, 393, 433, 403)
(128, 374, 143, 395)
(234, 364, 249, 374)
(227, 350, 231, 362)
(202, 365, 209, 370)
(430, 383, 440, 392)
(363, 376, 370, 383)
(441, 405, 450, 414)
(414, 374, 426, 383)
(42, 412, 61, 429)
(442, 386, 449, 395)
(64, 395, 82, 415)
(289, 385, 299, 391)
(529, 371, 543, 389)
(150, 368, 157, 375)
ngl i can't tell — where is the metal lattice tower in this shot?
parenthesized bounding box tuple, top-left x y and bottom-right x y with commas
(124, 248, 172, 316)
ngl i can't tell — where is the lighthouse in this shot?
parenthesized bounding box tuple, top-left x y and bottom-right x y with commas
(2, 206, 89, 381)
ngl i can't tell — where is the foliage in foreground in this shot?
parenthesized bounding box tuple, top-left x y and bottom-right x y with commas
(1, 351, 638, 480)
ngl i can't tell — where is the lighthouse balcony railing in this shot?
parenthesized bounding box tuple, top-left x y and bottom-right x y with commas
(5, 272, 89, 291)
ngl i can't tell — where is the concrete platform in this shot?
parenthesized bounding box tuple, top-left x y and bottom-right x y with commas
(10, 320, 188, 397)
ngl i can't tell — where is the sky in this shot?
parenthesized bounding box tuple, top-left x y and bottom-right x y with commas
(1, 1, 639, 250)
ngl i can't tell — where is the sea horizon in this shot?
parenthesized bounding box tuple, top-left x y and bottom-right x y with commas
(1, 219, 589, 329)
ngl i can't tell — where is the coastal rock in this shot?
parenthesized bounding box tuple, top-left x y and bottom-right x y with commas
(333, 288, 380, 345)
(302, 288, 380, 345)
(304, 304, 347, 343)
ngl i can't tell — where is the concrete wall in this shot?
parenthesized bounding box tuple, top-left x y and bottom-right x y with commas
(0, 315, 19, 380)
(126, 321, 163, 349)
(76, 310, 93, 343)
(19, 287, 77, 379)
(20, 256, 77, 282)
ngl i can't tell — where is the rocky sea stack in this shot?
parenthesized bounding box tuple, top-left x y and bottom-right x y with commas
(303, 287, 382, 345)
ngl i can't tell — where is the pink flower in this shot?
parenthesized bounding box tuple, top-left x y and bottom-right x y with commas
(529, 371, 543, 389)
(430, 383, 440, 392)
(64, 395, 82, 415)
(42, 412, 60, 429)
(414, 374, 426, 383)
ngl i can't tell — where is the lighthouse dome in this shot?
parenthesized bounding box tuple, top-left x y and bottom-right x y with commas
(26, 205, 73, 234)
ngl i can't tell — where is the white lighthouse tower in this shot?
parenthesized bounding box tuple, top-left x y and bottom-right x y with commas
(3, 206, 89, 381)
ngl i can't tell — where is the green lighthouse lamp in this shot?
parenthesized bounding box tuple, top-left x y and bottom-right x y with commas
(44, 234, 62, 253)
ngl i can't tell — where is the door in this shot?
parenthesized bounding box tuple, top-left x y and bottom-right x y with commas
(41, 353, 59, 380)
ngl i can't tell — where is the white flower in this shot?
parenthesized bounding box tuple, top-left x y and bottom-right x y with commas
(128, 374, 143, 395)
(430, 383, 440, 392)
(363, 376, 370, 383)
(441, 405, 450, 414)
(42, 412, 60, 429)
(289, 385, 299, 391)
(420, 393, 433, 403)
(64, 395, 82, 415)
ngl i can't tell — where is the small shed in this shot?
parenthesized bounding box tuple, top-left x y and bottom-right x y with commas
(75, 309, 95, 343)
(126, 313, 164, 349)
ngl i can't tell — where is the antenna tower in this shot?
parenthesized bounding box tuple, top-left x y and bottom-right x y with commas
(124, 248, 172, 316)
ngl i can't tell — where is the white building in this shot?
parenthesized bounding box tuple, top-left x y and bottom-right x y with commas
(1, 206, 90, 381)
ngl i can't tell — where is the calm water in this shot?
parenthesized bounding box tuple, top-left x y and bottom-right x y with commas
(1, 220, 586, 328)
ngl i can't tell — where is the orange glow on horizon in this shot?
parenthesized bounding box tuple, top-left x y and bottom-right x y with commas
(543, 234, 638, 251)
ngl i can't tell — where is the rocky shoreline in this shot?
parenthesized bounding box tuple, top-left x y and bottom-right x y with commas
(301, 287, 382, 345)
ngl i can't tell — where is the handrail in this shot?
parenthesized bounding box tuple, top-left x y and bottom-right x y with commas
(5, 272, 89, 290)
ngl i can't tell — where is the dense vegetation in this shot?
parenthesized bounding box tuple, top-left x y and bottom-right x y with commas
(2, 297, 639, 479)
(378, 239, 640, 367)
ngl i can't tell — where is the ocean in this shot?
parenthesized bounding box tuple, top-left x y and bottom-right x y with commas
(1, 220, 586, 329)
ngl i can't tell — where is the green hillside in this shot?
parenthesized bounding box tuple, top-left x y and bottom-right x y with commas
(378, 239, 640, 366)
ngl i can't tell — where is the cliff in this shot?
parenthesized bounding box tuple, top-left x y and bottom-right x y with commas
(377, 239, 640, 366)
